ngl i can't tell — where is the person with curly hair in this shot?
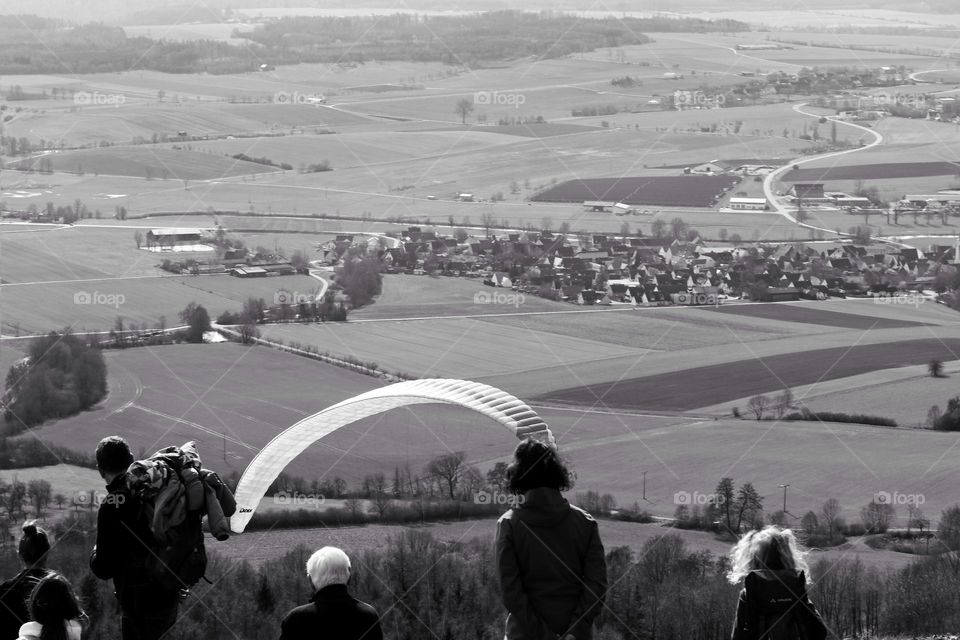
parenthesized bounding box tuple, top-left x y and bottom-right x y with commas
(495, 438, 606, 640)
(727, 526, 828, 640)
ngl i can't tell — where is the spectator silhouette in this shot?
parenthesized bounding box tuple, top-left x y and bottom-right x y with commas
(17, 572, 84, 640)
(0, 521, 53, 638)
(89, 436, 179, 640)
(496, 438, 607, 640)
(728, 526, 828, 640)
(280, 546, 383, 640)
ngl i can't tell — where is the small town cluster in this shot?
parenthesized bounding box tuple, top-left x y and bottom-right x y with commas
(317, 226, 950, 306)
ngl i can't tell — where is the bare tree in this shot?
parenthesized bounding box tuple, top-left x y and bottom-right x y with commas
(371, 491, 393, 520)
(747, 394, 769, 420)
(775, 389, 794, 418)
(480, 212, 496, 238)
(454, 98, 474, 124)
(426, 452, 466, 500)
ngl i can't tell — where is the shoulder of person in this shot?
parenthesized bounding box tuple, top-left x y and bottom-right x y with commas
(497, 508, 518, 524)
(281, 602, 315, 624)
(355, 599, 381, 619)
(16, 620, 42, 640)
(568, 503, 598, 523)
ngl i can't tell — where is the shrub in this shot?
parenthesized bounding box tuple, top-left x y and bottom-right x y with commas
(782, 409, 896, 427)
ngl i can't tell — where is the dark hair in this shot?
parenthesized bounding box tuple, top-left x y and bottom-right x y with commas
(96, 436, 133, 476)
(28, 573, 83, 640)
(18, 521, 50, 567)
(506, 439, 572, 494)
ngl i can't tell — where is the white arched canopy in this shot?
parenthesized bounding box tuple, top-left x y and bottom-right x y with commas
(230, 378, 554, 533)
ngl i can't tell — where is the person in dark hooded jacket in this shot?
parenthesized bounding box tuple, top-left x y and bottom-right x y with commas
(496, 438, 606, 640)
(727, 526, 828, 640)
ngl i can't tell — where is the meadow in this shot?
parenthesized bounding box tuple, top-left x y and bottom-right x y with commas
(0, 269, 320, 335)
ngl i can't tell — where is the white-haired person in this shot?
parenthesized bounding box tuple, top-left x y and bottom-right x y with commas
(728, 525, 828, 640)
(279, 546, 383, 640)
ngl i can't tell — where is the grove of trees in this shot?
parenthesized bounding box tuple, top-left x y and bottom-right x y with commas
(2, 332, 107, 430)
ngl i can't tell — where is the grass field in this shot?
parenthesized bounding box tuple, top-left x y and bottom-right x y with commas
(7, 147, 273, 180)
(0, 272, 320, 335)
(350, 274, 571, 320)
(163, 130, 527, 173)
(258, 317, 646, 380)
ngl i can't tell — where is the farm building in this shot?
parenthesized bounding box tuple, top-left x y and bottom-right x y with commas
(791, 183, 826, 201)
(692, 161, 727, 174)
(229, 266, 268, 278)
(726, 197, 768, 211)
(145, 228, 208, 248)
(583, 201, 616, 212)
(825, 192, 871, 206)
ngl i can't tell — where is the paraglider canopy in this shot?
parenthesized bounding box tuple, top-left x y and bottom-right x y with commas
(230, 378, 554, 533)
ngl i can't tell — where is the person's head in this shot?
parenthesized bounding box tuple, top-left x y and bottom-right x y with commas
(726, 525, 810, 585)
(28, 572, 83, 640)
(95, 436, 133, 482)
(506, 438, 572, 495)
(305, 546, 351, 591)
(18, 521, 49, 569)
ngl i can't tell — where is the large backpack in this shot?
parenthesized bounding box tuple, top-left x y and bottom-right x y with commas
(127, 442, 211, 592)
(146, 510, 208, 592)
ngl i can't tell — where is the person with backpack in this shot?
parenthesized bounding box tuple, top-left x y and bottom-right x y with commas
(89, 436, 180, 640)
(17, 572, 85, 640)
(728, 526, 829, 640)
(496, 438, 607, 640)
(0, 521, 53, 638)
(279, 546, 383, 640)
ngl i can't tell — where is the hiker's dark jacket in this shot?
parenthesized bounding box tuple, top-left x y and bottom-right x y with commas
(90, 474, 172, 608)
(732, 569, 828, 640)
(279, 584, 383, 640)
(496, 487, 607, 640)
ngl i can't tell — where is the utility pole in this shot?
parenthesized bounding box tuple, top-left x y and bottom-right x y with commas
(641, 471, 647, 501)
(778, 483, 790, 514)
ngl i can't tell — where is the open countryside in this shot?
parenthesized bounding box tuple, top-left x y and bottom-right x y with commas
(3, 2, 960, 638)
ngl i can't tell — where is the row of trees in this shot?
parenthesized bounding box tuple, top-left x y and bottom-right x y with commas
(11, 515, 960, 640)
(673, 476, 958, 552)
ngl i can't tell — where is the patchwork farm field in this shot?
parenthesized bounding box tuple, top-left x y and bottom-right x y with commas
(532, 175, 741, 207)
(783, 161, 960, 182)
(18, 344, 960, 532)
(477, 305, 821, 351)
(542, 338, 960, 411)
(699, 303, 929, 329)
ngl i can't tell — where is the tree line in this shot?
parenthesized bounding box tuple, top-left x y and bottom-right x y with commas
(5, 514, 960, 639)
